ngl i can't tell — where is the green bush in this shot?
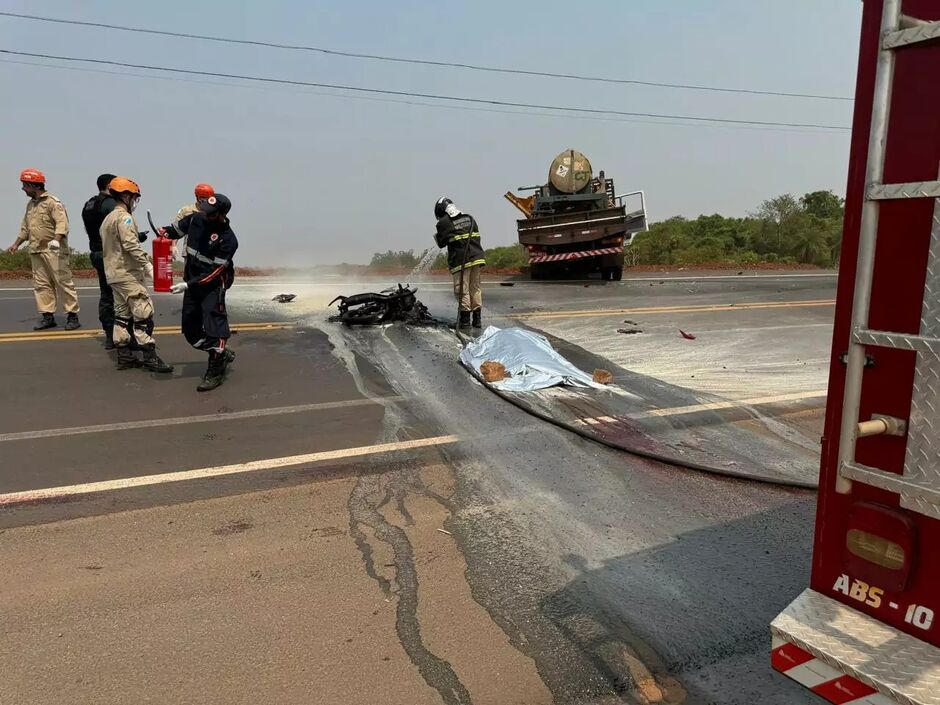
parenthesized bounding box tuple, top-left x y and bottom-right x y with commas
(629, 190, 843, 267)
(484, 244, 528, 269)
(0, 249, 93, 271)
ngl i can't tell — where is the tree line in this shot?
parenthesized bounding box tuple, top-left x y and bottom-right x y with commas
(629, 190, 844, 267)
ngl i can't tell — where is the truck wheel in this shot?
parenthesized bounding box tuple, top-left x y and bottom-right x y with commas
(611, 267, 623, 281)
(530, 265, 543, 280)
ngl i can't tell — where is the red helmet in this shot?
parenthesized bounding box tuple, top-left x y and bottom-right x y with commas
(20, 168, 46, 184)
(194, 183, 215, 198)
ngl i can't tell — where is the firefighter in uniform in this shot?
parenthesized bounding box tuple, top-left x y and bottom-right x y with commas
(7, 169, 81, 331)
(162, 194, 238, 392)
(100, 177, 173, 373)
(81, 173, 118, 347)
(172, 183, 214, 260)
(434, 197, 485, 329)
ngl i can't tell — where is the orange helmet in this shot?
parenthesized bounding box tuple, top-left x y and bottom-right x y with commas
(108, 177, 141, 196)
(20, 168, 45, 184)
(194, 183, 215, 198)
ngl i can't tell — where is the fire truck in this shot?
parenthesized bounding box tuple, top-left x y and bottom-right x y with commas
(771, 1, 940, 703)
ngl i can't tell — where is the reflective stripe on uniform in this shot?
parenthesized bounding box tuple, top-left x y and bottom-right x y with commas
(450, 258, 486, 273)
(186, 246, 228, 266)
(452, 232, 481, 242)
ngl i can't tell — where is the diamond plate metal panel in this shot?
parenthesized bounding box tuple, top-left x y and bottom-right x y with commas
(854, 329, 940, 354)
(771, 589, 940, 705)
(867, 181, 940, 200)
(883, 20, 940, 49)
(901, 198, 940, 514)
(842, 462, 940, 520)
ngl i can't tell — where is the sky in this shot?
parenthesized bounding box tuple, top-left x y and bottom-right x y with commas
(0, 1, 862, 266)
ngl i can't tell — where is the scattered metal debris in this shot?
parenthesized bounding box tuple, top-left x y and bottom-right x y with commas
(679, 329, 697, 340)
(623, 319, 639, 325)
(329, 284, 433, 326)
(617, 328, 643, 335)
(592, 369, 613, 385)
(272, 293, 296, 303)
(499, 282, 515, 287)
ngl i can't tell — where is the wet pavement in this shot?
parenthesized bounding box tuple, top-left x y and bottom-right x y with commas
(0, 272, 835, 704)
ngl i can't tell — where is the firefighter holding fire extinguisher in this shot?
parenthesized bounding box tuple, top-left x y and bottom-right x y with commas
(160, 193, 238, 392)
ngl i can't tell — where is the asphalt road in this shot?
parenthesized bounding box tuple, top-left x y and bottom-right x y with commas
(0, 271, 837, 704)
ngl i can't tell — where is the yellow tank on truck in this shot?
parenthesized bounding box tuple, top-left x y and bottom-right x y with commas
(548, 149, 593, 194)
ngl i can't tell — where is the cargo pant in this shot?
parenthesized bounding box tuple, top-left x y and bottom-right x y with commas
(110, 278, 156, 349)
(29, 246, 80, 315)
(181, 282, 230, 353)
(452, 264, 482, 312)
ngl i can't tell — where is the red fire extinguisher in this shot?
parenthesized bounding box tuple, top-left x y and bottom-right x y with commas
(147, 210, 173, 292)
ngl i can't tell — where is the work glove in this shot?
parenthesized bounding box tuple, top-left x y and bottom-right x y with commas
(48, 239, 61, 252)
(138, 230, 149, 244)
(145, 263, 154, 281)
(170, 282, 188, 294)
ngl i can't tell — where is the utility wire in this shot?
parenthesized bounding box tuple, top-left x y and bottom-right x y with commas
(0, 11, 855, 102)
(0, 49, 852, 131)
(0, 57, 846, 136)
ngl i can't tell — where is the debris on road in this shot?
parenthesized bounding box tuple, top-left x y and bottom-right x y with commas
(592, 369, 613, 385)
(499, 282, 515, 287)
(480, 360, 509, 382)
(436, 528, 452, 536)
(623, 319, 639, 325)
(272, 293, 296, 303)
(617, 328, 643, 335)
(679, 329, 697, 340)
(329, 284, 433, 326)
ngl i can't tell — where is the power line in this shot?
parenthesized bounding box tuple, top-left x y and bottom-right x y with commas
(0, 57, 846, 136)
(0, 49, 852, 132)
(0, 11, 855, 102)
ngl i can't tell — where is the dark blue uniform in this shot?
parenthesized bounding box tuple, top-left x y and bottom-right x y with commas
(166, 212, 238, 353)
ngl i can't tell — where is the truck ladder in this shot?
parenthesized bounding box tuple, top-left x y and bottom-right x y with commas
(838, 0, 940, 521)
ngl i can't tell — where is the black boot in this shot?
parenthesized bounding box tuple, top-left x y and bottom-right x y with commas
(103, 332, 115, 350)
(456, 310, 472, 329)
(115, 347, 140, 370)
(471, 309, 482, 329)
(64, 313, 81, 331)
(142, 345, 174, 374)
(33, 313, 56, 331)
(197, 352, 226, 392)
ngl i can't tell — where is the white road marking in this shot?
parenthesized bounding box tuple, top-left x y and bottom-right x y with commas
(0, 434, 459, 506)
(575, 390, 827, 425)
(0, 396, 404, 443)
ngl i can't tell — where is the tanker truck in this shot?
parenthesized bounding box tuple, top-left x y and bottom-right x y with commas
(505, 150, 647, 280)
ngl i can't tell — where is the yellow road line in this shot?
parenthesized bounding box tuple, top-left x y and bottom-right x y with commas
(0, 321, 294, 344)
(513, 299, 836, 320)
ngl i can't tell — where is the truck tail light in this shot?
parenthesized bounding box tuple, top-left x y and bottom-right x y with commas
(846, 530, 905, 570)
(601, 236, 624, 245)
(844, 502, 916, 592)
